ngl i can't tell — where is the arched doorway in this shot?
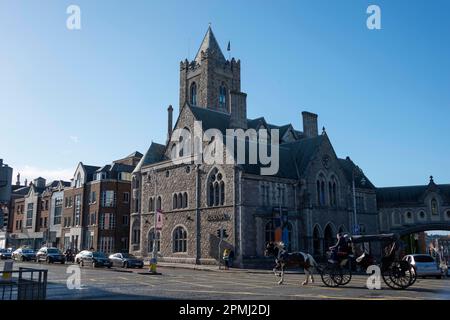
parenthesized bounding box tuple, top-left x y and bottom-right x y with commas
(313, 225, 321, 255)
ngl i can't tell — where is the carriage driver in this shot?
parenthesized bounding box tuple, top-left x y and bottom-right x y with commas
(329, 233, 349, 263)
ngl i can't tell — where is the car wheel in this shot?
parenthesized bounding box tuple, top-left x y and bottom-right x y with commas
(80, 260, 84, 267)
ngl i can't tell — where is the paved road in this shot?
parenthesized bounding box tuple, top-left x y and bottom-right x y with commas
(1, 261, 449, 300)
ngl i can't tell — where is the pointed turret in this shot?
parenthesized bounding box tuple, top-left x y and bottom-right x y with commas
(194, 26, 226, 64)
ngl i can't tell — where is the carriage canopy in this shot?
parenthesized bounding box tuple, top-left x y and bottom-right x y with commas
(349, 233, 399, 244)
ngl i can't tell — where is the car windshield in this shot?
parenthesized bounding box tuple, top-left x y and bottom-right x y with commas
(22, 249, 34, 253)
(93, 252, 106, 258)
(414, 255, 435, 263)
(121, 254, 135, 258)
(47, 249, 60, 254)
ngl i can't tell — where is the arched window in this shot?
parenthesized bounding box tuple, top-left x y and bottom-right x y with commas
(265, 221, 275, 244)
(75, 172, 82, 188)
(132, 176, 139, 189)
(316, 174, 326, 206)
(134, 199, 139, 213)
(148, 228, 161, 253)
(419, 211, 426, 220)
(149, 197, 154, 212)
(329, 175, 338, 207)
(207, 168, 225, 207)
(324, 224, 334, 251)
(156, 196, 162, 211)
(182, 192, 188, 208)
(131, 221, 140, 246)
(431, 198, 438, 215)
(190, 82, 197, 106)
(173, 226, 187, 253)
(405, 211, 413, 223)
(173, 194, 178, 210)
(177, 193, 182, 209)
(219, 83, 227, 110)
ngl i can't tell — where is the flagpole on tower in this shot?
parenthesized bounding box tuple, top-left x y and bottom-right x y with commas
(227, 41, 231, 60)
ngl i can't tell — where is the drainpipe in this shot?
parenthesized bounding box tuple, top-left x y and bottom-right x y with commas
(195, 164, 201, 264)
(238, 168, 243, 267)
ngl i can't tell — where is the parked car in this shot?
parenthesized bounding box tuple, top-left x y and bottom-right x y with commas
(36, 247, 66, 264)
(403, 254, 442, 279)
(109, 253, 144, 268)
(12, 248, 36, 262)
(78, 251, 112, 268)
(0, 248, 12, 260)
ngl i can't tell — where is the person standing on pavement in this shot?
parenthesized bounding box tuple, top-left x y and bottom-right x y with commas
(223, 248, 230, 270)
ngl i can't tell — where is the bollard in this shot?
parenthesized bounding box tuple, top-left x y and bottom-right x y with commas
(149, 258, 157, 274)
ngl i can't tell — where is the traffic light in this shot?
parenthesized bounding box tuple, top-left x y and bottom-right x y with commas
(222, 229, 229, 239)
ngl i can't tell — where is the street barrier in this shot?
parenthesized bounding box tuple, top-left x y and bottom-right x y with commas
(0, 267, 48, 300)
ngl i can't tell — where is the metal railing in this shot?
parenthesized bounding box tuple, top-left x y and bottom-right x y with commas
(0, 267, 47, 300)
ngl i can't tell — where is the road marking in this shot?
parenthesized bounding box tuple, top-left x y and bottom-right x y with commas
(168, 279, 214, 288)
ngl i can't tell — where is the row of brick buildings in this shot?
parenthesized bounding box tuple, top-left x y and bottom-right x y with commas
(4, 152, 142, 254)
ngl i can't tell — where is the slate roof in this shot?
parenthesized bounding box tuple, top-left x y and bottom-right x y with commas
(338, 158, 376, 190)
(377, 183, 450, 206)
(195, 26, 226, 64)
(133, 142, 167, 174)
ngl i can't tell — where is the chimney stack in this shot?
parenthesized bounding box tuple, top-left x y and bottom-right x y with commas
(302, 111, 318, 138)
(16, 173, 20, 186)
(24, 179, 28, 186)
(167, 105, 173, 141)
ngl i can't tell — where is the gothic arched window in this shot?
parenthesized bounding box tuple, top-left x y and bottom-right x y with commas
(317, 174, 326, 206)
(156, 196, 162, 211)
(173, 194, 178, 210)
(219, 83, 227, 110)
(190, 82, 197, 106)
(207, 168, 225, 207)
(182, 192, 188, 208)
(173, 226, 187, 253)
(431, 198, 438, 215)
(149, 197, 154, 212)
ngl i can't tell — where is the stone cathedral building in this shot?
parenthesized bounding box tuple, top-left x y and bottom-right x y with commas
(129, 27, 381, 267)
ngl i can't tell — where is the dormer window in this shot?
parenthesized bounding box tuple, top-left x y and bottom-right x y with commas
(190, 82, 197, 106)
(97, 172, 107, 181)
(219, 83, 227, 110)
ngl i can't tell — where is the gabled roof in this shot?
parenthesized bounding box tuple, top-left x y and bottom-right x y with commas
(126, 151, 143, 158)
(110, 163, 135, 173)
(133, 142, 167, 174)
(338, 157, 376, 190)
(83, 165, 101, 175)
(194, 26, 226, 64)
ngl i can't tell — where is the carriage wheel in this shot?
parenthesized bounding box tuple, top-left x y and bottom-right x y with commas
(382, 261, 414, 290)
(320, 264, 340, 287)
(336, 267, 352, 286)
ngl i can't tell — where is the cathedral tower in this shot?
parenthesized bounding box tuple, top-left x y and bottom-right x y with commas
(179, 26, 244, 119)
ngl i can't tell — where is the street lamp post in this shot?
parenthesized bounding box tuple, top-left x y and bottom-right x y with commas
(150, 168, 158, 272)
(352, 166, 366, 235)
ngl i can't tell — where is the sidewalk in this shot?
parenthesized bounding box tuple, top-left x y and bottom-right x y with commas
(145, 261, 304, 274)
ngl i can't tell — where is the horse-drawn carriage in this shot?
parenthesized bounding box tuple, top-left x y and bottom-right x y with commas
(319, 233, 417, 290)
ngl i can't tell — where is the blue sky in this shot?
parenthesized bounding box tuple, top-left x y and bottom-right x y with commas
(0, 0, 449, 187)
